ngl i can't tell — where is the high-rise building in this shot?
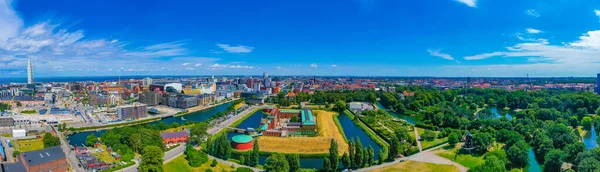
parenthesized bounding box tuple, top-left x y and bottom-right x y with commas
(143, 77, 153, 86)
(596, 73, 600, 94)
(27, 60, 34, 84)
(263, 72, 268, 79)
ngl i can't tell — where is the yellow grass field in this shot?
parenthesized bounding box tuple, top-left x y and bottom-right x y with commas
(257, 110, 348, 155)
(368, 160, 460, 172)
(16, 138, 44, 152)
(234, 102, 246, 110)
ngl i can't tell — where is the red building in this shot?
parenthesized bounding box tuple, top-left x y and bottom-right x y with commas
(231, 135, 253, 150)
(160, 132, 189, 144)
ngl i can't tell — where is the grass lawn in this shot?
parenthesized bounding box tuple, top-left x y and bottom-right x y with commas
(0, 133, 12, 137)
(417, 128, 447, 149)
(368, 160, 460, 172)
(163, 154, 236, 172)
(435, 144, 485, 169)
(257, 110, 348, 155)
(16, 138, 44, 152)
(91, 144, 116, 163)
(162, 124, 194, 133)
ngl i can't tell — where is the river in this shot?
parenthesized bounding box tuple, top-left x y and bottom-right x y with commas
(527, 147, 541, 172)
(376, 102, 421, 125)
(227, 111, 382, 169)
(583, 126, 598, 150)
(489, 107, 513, 120)
(67, 102, 234, 146)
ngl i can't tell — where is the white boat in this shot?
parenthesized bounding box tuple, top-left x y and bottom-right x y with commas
(181, 117, 186, 121)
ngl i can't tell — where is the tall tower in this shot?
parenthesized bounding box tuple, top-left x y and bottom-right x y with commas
(27, 60, 34, 84)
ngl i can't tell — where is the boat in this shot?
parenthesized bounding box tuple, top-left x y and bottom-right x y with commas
(181, 117, 186, 121)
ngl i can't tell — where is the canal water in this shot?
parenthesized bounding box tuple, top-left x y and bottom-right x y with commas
(227, 111, 383, 169)
(67, 102, 233, 146)
(527, 147, 541, 172)
(376, 102, 421, 125)
(489, 107, 513, 120)
(583, 126, 598, 150)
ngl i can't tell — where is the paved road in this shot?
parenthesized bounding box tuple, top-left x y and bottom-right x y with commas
(0, 136, 14, 162)
(208, 105, 260, 135)
(55, 127, 87, 172)
(356, 143, 466, 172)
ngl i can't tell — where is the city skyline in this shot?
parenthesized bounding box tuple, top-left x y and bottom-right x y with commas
(3, 0, 600, 77)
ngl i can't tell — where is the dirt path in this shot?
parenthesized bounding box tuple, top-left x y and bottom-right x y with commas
(414, 127, 422, 151)
(409, 151, 468, 172)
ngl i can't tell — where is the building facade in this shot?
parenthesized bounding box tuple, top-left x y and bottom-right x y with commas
(117, 103, 148, 120)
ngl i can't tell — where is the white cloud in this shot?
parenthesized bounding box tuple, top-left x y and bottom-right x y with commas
(0, 0, 225, 76)
(182, 63, 190, 66)
(331, 64, 338, 68)
(465, 29, 600, 65)
(595, 10, 600, 19)
(464, 52, 504, 60)
(185, 68, 195, 70)
(525, 9, 540, 18)
(310, 63, 318, 68)
(455, 0, 476, 8)
(216, 44, 254, 53)
(427, 49, 455, 60)
(569, 30, 600, 49)
(194, 63, 202, 67)
(210, 63, 255, 69)
(526, 28, 542, 34)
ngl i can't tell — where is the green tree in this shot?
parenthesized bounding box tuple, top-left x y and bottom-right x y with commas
(328, 139, 339, 171)
(190, 122, 209, 144)
(469, 155, 506, 172)
(367, 146, 375, 166)
(543, 149, 563, 172)
(12, 150, 20, 158)
(265, 154, 290, 172)
(563, 142, 586, 163)
(334, 100, 347, 112)
(290, 116, 299, 122)
(341, 152, 350, 169)
(422, 130, 436, 141)
(578, 157, 600, 172)
(186, 144, 208, 167)
(388, 137, 400, 161)
(43, 133, 60, 148)
(250, 139, 259, 167)
(506, 140, 529, 168)
(582, 116, 593, 130)
(473, 133, 494, 154)
(286, 154, 300, 172)
(323, 158, 331, 172)
(349, 139, 355, 168)
(139, 146, 164, 172)
(355, 138, 363, 167)
(448, 132, 459, 147)
(85, 134, 97, 147)
(378, 149, 387, 164)
(128, 133, 142, 152)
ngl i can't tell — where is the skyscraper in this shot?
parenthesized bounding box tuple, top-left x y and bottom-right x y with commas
(27, 60, 34, 84)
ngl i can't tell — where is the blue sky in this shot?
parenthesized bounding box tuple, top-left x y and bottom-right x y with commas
(3, 0, 600, 77)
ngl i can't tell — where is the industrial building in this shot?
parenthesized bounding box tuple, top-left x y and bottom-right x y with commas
(231, 135, 253, 150)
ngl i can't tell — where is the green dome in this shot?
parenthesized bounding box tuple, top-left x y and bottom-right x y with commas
(232, 135, 253, 143)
